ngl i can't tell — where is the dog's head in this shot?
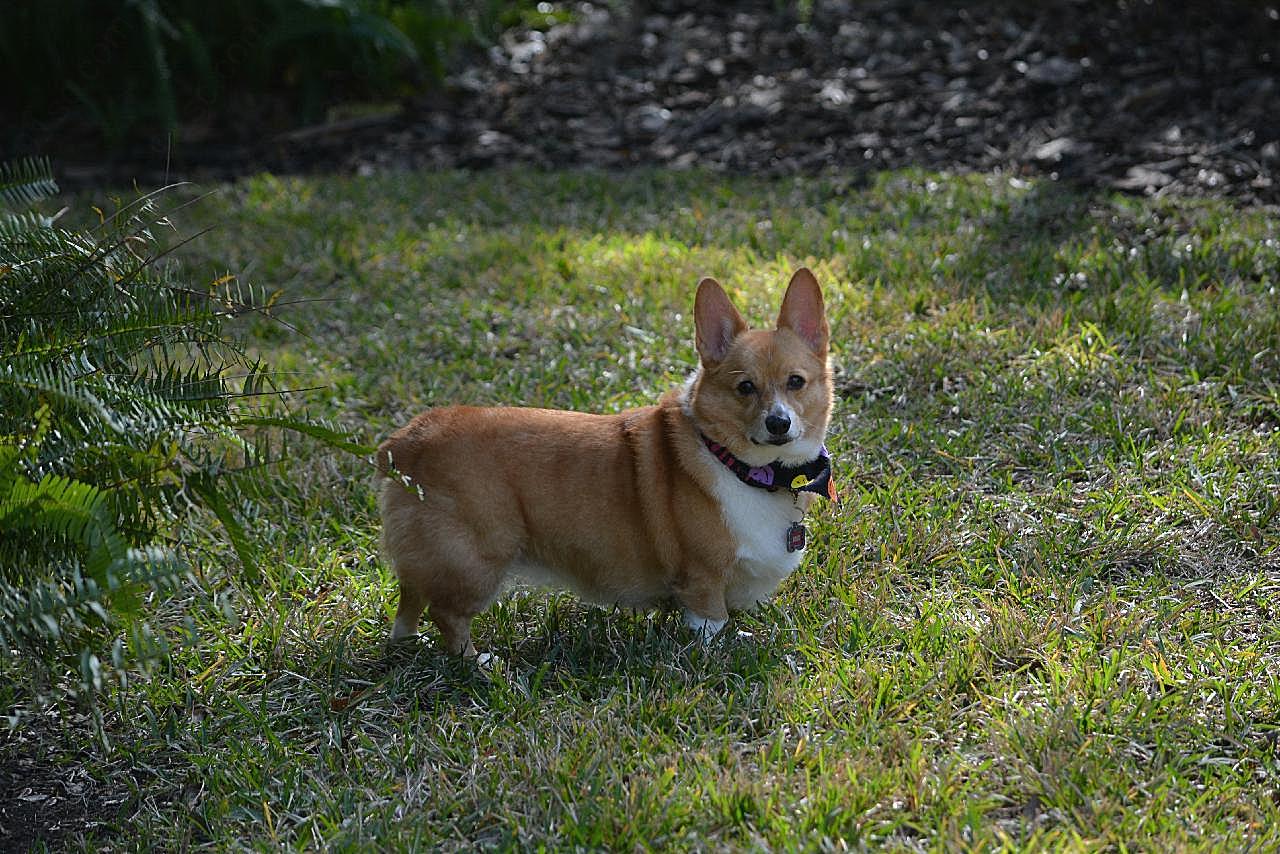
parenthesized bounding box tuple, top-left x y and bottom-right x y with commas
(688, 268, 833, 467)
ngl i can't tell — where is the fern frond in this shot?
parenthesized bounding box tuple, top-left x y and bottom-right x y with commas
(0, 156, 58, 210)
(0, 546, 183, 649)
(0, 211, 55, 239)
(0, 360, 249, 455)
(0, 165, 365, 722)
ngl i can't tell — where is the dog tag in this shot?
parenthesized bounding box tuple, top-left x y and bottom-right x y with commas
(786, 522, 806, 552)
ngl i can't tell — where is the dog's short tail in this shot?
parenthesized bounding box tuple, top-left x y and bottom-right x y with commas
(375, 409, 446, 481)
(374, 438, 404, 479)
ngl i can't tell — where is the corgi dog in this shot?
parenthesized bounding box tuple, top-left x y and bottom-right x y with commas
(376, 268, 837, 656)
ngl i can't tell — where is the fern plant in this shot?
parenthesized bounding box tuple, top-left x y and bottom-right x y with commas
(0, 157, 361, 723)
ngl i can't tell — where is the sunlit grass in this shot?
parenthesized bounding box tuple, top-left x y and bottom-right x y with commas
(24, 167, 1280, 849)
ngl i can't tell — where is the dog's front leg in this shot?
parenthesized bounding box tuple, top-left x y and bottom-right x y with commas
(676, 573, 730, 642)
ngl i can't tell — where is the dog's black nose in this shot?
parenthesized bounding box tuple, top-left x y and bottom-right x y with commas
(765, 413, 791, 436)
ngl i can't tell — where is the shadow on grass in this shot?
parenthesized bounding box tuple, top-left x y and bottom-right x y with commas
(347, 600, 798, 713)
(959, 177, 1099, 304)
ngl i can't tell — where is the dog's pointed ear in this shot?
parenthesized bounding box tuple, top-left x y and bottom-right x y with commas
(695, 277, 748, 365)
(777, 268, 828, 356)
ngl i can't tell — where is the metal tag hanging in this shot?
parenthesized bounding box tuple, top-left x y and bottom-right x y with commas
(786, 522, 806, 552)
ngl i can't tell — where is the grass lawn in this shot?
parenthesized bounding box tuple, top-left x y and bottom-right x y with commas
(15, 168, 1280, 849)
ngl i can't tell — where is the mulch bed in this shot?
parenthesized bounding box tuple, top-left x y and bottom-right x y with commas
(35, 0, 1279, 204)
(0, 722, 126, 851)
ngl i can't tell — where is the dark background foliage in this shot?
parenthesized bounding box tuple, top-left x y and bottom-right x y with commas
(0, 0, 519, 152)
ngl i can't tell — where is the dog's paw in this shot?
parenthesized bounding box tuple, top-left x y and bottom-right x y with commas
(683, 611, 728, 643)
(388, 618, 420, 645)
(384, 631, 422, 658)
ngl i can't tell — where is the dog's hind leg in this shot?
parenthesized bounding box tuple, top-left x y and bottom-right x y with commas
(388, 555, 498, 658)
(379, 478, 514, 659)
(387, 554, 498, 659)
(390, 576, 429, 643)
(429, 605, 479, 658)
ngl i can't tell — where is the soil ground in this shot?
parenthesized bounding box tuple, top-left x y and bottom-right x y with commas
(22, 0, 1280, 204)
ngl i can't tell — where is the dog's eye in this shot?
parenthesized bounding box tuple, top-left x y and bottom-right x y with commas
(736, 380, 756, 395)
(787, 374, 806, 390)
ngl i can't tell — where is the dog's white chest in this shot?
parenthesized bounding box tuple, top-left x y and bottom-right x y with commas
(702, 457, 806, 610)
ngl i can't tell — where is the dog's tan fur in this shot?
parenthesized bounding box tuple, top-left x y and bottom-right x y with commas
(377, 269, 832, 656)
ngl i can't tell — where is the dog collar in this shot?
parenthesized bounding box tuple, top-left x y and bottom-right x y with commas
(700, 434, 839, 502)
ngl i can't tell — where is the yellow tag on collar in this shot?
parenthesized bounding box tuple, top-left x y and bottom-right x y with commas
(790, 474, 809, 489)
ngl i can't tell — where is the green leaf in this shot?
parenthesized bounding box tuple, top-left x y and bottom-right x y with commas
(236, 415, 375, 456)
(187, 475, 259, 583)
(0, 156, 57, 210)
